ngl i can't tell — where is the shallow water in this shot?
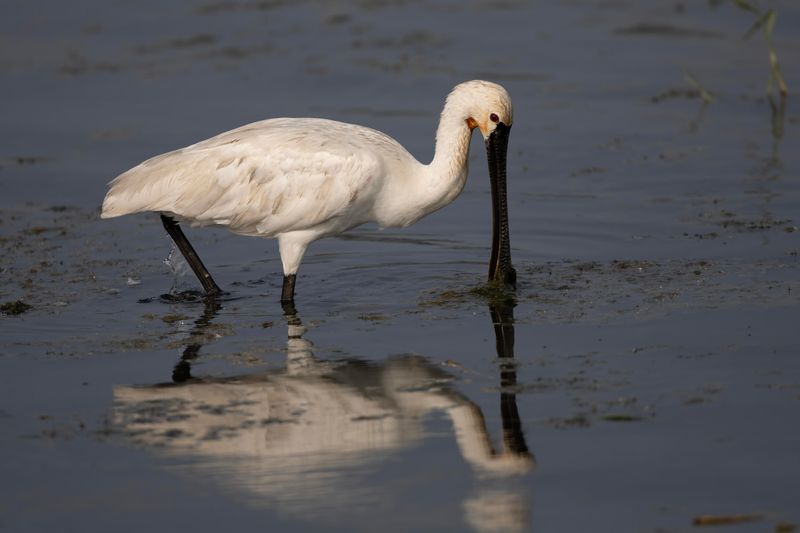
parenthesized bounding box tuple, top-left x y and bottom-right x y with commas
(2, 1, 799, 531)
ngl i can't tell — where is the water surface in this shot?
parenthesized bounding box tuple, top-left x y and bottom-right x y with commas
(1, 1, 799, 531)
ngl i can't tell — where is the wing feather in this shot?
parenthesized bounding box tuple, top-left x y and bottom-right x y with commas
(101, 118, 397, 237)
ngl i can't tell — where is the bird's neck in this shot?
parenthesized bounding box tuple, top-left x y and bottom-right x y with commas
(375, 101, 474, 229)
(420, 105, 474, 216)
(429, 110, 473, 188)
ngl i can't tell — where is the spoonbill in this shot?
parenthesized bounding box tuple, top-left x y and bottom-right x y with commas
(101, 80, 516, 306)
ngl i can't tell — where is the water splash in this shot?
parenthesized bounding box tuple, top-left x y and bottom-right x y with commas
(163, 241, 191, 290)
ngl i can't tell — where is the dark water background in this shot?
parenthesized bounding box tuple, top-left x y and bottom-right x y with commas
(1, 1, 799, 531)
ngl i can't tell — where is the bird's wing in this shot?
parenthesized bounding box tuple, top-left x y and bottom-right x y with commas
(101, 118, 394, 236)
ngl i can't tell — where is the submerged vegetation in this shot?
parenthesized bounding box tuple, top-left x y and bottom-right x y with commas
(733, 0, 789, 96)
(684, 70, 715, 103)
(421, 279, 516, 309)
(675, 1, 790, 104)
(468, 280, 517, 307)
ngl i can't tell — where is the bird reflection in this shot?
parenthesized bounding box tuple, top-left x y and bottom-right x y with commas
(491, 304, 528, 457)
(114, 300, 533, 528)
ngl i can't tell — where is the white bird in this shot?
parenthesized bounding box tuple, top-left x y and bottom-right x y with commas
(101, 80, 516, 308)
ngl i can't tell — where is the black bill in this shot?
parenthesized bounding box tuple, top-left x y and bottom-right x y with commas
(486, 122, 516, 289)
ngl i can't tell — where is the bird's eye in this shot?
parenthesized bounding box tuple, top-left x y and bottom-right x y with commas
(489, 113, 499, 123)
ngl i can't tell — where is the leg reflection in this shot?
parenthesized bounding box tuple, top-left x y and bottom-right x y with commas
(171, 297, 223, 383)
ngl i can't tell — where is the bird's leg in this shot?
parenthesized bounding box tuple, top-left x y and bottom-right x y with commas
(160, 214, 222, 296)
(281, 274, 297, 313)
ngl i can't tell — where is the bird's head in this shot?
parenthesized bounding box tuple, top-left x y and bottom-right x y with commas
(448, 80, 516, 289)
(451, 80, 514, 140)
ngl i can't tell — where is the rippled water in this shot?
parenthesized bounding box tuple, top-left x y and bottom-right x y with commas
(2, 1, 799, 531)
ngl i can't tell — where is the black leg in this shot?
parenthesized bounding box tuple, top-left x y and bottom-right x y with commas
(160, 214, 221, 296)
(281, 274, 296, 311)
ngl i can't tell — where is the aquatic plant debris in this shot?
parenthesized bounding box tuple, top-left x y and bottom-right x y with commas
(469, 280, 516, 307)
(421, 279, 517, 309)
(1, 300, 33, 316)
(734, 0, 789, 96)
(601, 414, 643, 422)
(692, 513, 763, 526)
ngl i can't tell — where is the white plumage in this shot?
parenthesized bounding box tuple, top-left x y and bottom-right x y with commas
(101, 80, 515, 305)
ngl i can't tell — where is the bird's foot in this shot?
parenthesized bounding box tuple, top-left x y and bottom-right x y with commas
(281, 298, 297, 316)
